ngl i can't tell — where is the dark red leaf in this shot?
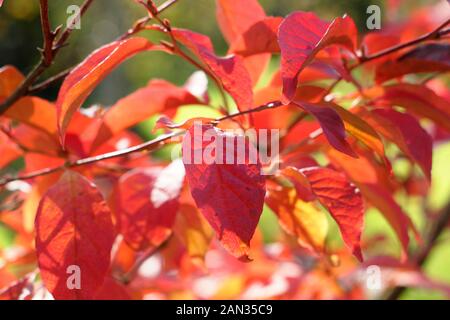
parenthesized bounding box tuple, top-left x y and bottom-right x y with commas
(376, 43, 450, 83)
(292, 100, 356, 157)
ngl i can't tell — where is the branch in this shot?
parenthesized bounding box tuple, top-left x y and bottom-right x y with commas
(38, 0, 54, 66)
(0, 0, 95, 115)
(0, 100, 286, 186)
(386, 203, 450, 300)
(28, 67, 72, 94)
(357, 19, 450, 65)
(28, 0, 179, 95)
(0, 131, 182, 186)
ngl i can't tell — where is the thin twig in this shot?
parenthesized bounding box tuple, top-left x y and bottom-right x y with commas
(357, 19, 450, 66)
(0, 0, 95, 115)
(29, 0, 179, 95)
(0, 131, 182, 186)
(214, 100, 283, 122)
(28, 67, 72, 94)
(0, 100, 287, 186)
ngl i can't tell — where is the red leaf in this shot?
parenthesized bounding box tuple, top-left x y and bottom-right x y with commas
(90, 79, 200, 152)
(359, 108, 432, 180)
(172, 29, 253, 111)
(215, 0, 266, 44)
(376, 83, 450, 132)
(292, 100, 356, 157)
(301, 167, 364, 261)
(113, 160, 185, 251)
(278, 12, 357, 102)
(94, 277, 131, 300)
(35, 171, 115, 300)
(215, 0, 271, 85)
(327, 148, 416, 257)
(0, 130, 22, 170)
(182, 123, 266, 260)
(56, 37, 154, 144)
(230, 17, 282, 56)
(376, 43, 450, 83)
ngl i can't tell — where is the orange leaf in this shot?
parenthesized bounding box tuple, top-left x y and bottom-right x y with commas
(90, 79, 200, 152)
(0, 65, 24, 99)
(5, 97, 57, 135)
(56, 37, 154, 144)
(266, 187, 328, 253)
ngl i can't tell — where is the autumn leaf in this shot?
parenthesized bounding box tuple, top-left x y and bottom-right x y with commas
(215, 0, 266, 44)
(4, 97, 57, 136)
(357, 108, 432, 180)
(56, 37, 154, 144)
(172, 29, 254, 111)
(279, 166, 315, 202)
(266, 186, 328, 253)
(278, 11, 357, 102)
(0, 130, 22, 170)
(375, 43, 450, 83)
(182, 123, 266, 260)
(94, 277, 131, 300)
(327, 148, 416, 257)
(375, 83, 450, 132)
(215, 0, 272, 85)
(174, 203, 213, 263)
(113, 160, 185, 251)
(327, 102, 387, 162)
(0, 65, 24, 99)
(230, 17, 282, 56)
(301, 166, 364, 261)
(90, 79, 201, 152)
(35, 170, 115, 299)
(292, 100, 357, 157)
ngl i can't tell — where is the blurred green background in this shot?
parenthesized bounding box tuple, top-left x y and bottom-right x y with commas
(0, 0, 448, 300)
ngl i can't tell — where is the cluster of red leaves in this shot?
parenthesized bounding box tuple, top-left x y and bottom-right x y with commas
(0, 0, 449, 300)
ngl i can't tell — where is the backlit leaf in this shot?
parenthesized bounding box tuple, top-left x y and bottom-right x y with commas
(278, 12, 357, 102)
(182, 123, 266, 260)
(172, 29, 253, 111)
(301, 166, 364, 261)
(56, 37, 154, 143)
(35, 170, 115, 299)
(113, 160, 185, 251)
(266, 186, 328, 253)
